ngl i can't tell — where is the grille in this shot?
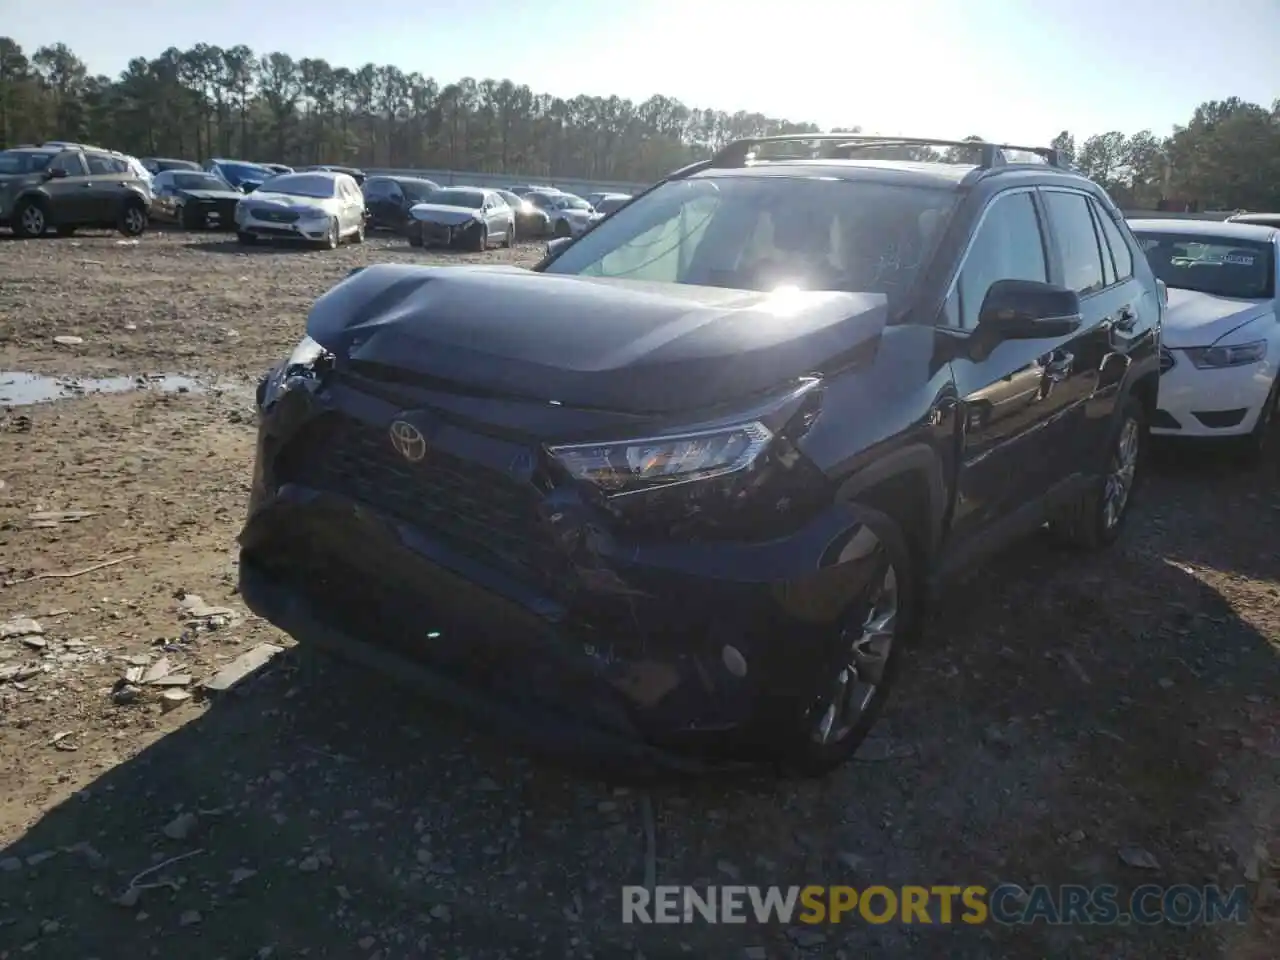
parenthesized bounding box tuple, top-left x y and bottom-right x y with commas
(275, 414, 551, 581)
(1159, 346, 1175, 374)
(419, 223, 452, 244)
(252, 207, 300, 223)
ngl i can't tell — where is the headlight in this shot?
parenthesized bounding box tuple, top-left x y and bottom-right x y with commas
(1183, 340, 1267, 368)
(548, 422, 773, 496)
(287, 334, 326, 372)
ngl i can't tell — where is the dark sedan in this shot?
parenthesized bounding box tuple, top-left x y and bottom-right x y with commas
(363, 176, 440, 233)
(150, 170, 245, 230)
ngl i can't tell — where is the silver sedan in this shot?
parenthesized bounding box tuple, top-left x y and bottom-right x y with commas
(235, 172, 366, 248)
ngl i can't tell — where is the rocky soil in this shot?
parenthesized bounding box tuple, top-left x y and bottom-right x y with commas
(0, 228, 1276, 959)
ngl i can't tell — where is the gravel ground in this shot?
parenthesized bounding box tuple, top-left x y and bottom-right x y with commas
(0, 229, 1277, 959)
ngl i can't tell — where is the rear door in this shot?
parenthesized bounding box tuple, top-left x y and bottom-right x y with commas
(944, 188, 1083, 547)
(84, 152, 131, 223)
(1037, 188, 1140, 471)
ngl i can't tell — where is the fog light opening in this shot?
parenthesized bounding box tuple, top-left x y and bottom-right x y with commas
(721, 644, 748, 678)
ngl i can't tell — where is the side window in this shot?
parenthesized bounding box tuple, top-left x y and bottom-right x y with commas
(1094, 202, 1134, 281)
(1089, 203, 1116, 288)
(365, 180, 391, 198)
(50, 152, 85, 176)
(1044, 191, 1106, 295)
(948, 191, 1048, 329)
(85, 153, 117, 175)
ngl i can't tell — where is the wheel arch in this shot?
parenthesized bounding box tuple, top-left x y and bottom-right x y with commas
(833, 443, 948, 571)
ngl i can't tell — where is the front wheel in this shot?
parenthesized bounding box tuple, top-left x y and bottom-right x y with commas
(554, 219, 572, 239)
(320, 218, 340, 250)
(118, 201, 148, 237)
(503, 219, 515, 248)
(779, 505, 916, 777)
(471, 223, 488, 252)
(13, 200, 47, 238)
(1236, 376, 1280, 469)
(1048, 396, 1144, 549)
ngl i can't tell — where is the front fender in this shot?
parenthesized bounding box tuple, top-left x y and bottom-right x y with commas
(833, 441, 949, 560)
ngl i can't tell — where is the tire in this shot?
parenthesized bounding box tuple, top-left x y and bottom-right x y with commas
(503, 219, 515, 248)
(320, 218, 339, 250)
(237, 231, 257, 245)
(180, 203, 205, 231)
(118, 200, 148, 237)
(472, 223, 488, 252)
(1235, 376, 1280, 469)
(407, 228, 423, 248)
(778, 505, 917, 777)
(554, 219, 572, 239)
(12, 199, 47, 239)
(56, 226, 77, 238)
(1048, 396, 1144, 549)
(352, 219, 365, 244)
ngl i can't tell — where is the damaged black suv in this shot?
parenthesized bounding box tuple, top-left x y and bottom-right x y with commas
(239, 135, 1162, 775)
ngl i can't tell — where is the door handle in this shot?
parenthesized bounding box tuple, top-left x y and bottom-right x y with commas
(80, 183, 93, 188)
(1108, 305, 1138, 333)
(1043, 350, 1074, 382)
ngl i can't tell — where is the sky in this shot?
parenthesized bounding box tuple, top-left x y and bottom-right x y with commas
(5, 0, 1279, 146)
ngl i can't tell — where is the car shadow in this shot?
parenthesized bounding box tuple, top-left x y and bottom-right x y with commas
(2, 473, 1275, 957)
(182, 239, 328, 255)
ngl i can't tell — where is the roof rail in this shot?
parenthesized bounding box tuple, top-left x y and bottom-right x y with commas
(707, 134, 1064, 171)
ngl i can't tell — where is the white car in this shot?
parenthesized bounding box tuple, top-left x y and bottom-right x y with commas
(1129, 218, 1280, 461)
(527, 191, 595, 238)
(235, 171, 366, 248)
(405, 186, 515, 250)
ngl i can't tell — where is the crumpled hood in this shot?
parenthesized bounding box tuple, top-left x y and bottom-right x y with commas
(409, 203, 482, 226)
(306, 263, 888, 415)
(248, 191, 330, 213)
(1163, 287, 1273, 348)
(181, 188, 245, 202)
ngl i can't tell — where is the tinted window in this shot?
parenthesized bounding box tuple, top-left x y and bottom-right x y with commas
(597, 196, 628, 215)
(363, 179, 394, 197)
(173, 173, 229, 191)
(1094, 205, 1134, 281)
(430, 188, 484, 209)
(85, 153, 124, 174)
(1132, 232, 1274, 300)
(948, 191, 1048, 328)
(496, 190, 522, 207)
(1044, 191, 1106, 295)
(50, 152, 85, 176)
(544, 176, 958, 298)
(265, 173, 337, 198)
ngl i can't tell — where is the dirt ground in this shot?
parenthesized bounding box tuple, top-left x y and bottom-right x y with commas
(0, 228, 1276, 959)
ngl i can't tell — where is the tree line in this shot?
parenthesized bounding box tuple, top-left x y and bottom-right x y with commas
(1, 38, 1278, 209)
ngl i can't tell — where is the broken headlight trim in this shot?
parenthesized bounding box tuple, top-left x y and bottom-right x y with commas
(285, 335, 330, 376)
(548, 421, 773, 496)
(1183, 339, 1267, 369)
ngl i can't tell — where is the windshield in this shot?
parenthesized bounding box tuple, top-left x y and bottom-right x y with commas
(596, 196, 628, 215)
(174, 173, 230, 191)
(0, 151, 53, 175)
(526, 192, 559, 210)
(1134, 232, 1274, 300)
(402, 181, 437, 203)
(496, 191, 523, 207)
(543, 176, 959, 300)
(217, 162, 271, 186)
(262, 173, 336, 199)
(558, 196, 591, 210)
(430, 189, 484, 209)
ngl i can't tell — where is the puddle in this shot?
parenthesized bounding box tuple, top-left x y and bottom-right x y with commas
(0, 372, 251, 406)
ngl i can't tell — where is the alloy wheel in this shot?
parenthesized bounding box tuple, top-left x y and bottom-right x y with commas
(810, 563, 899, 746)
(21, 205, 45, 236)
(124, 207, 145, 235)
(1103, 417, 1140, 529)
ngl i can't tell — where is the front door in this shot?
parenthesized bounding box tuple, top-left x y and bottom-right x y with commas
(943, 188, 1082, 548)
(44, 151, 93, 225)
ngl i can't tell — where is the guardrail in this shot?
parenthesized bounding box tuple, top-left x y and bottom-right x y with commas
(364, 167, 649, 198)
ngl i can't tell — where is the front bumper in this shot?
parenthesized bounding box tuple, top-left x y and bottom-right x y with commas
(238, 211, 331, 241)
(407, 218, 481, 247)
(1153, 350, 1276, 436)
(238, 377, 882, 768)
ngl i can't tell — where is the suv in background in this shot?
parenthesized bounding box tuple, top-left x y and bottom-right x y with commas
(0, 143, 152, 238)
(239, 134, 1162, 776)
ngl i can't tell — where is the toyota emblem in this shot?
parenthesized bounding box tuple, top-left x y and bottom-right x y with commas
(389, 420, 427, 463)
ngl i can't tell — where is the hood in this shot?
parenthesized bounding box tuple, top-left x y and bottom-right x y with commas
(1163, 287, 1272, 348)
(249, 191, 329, 211)
(410, 203, 482, 226)
(182, 188, 245, 202)
(306, 264, 888, 415)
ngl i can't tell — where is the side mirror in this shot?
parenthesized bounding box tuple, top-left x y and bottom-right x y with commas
(45, 168, 68, 180)
(545, 236, 573, 258)
(973, 279, 1081, 352)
